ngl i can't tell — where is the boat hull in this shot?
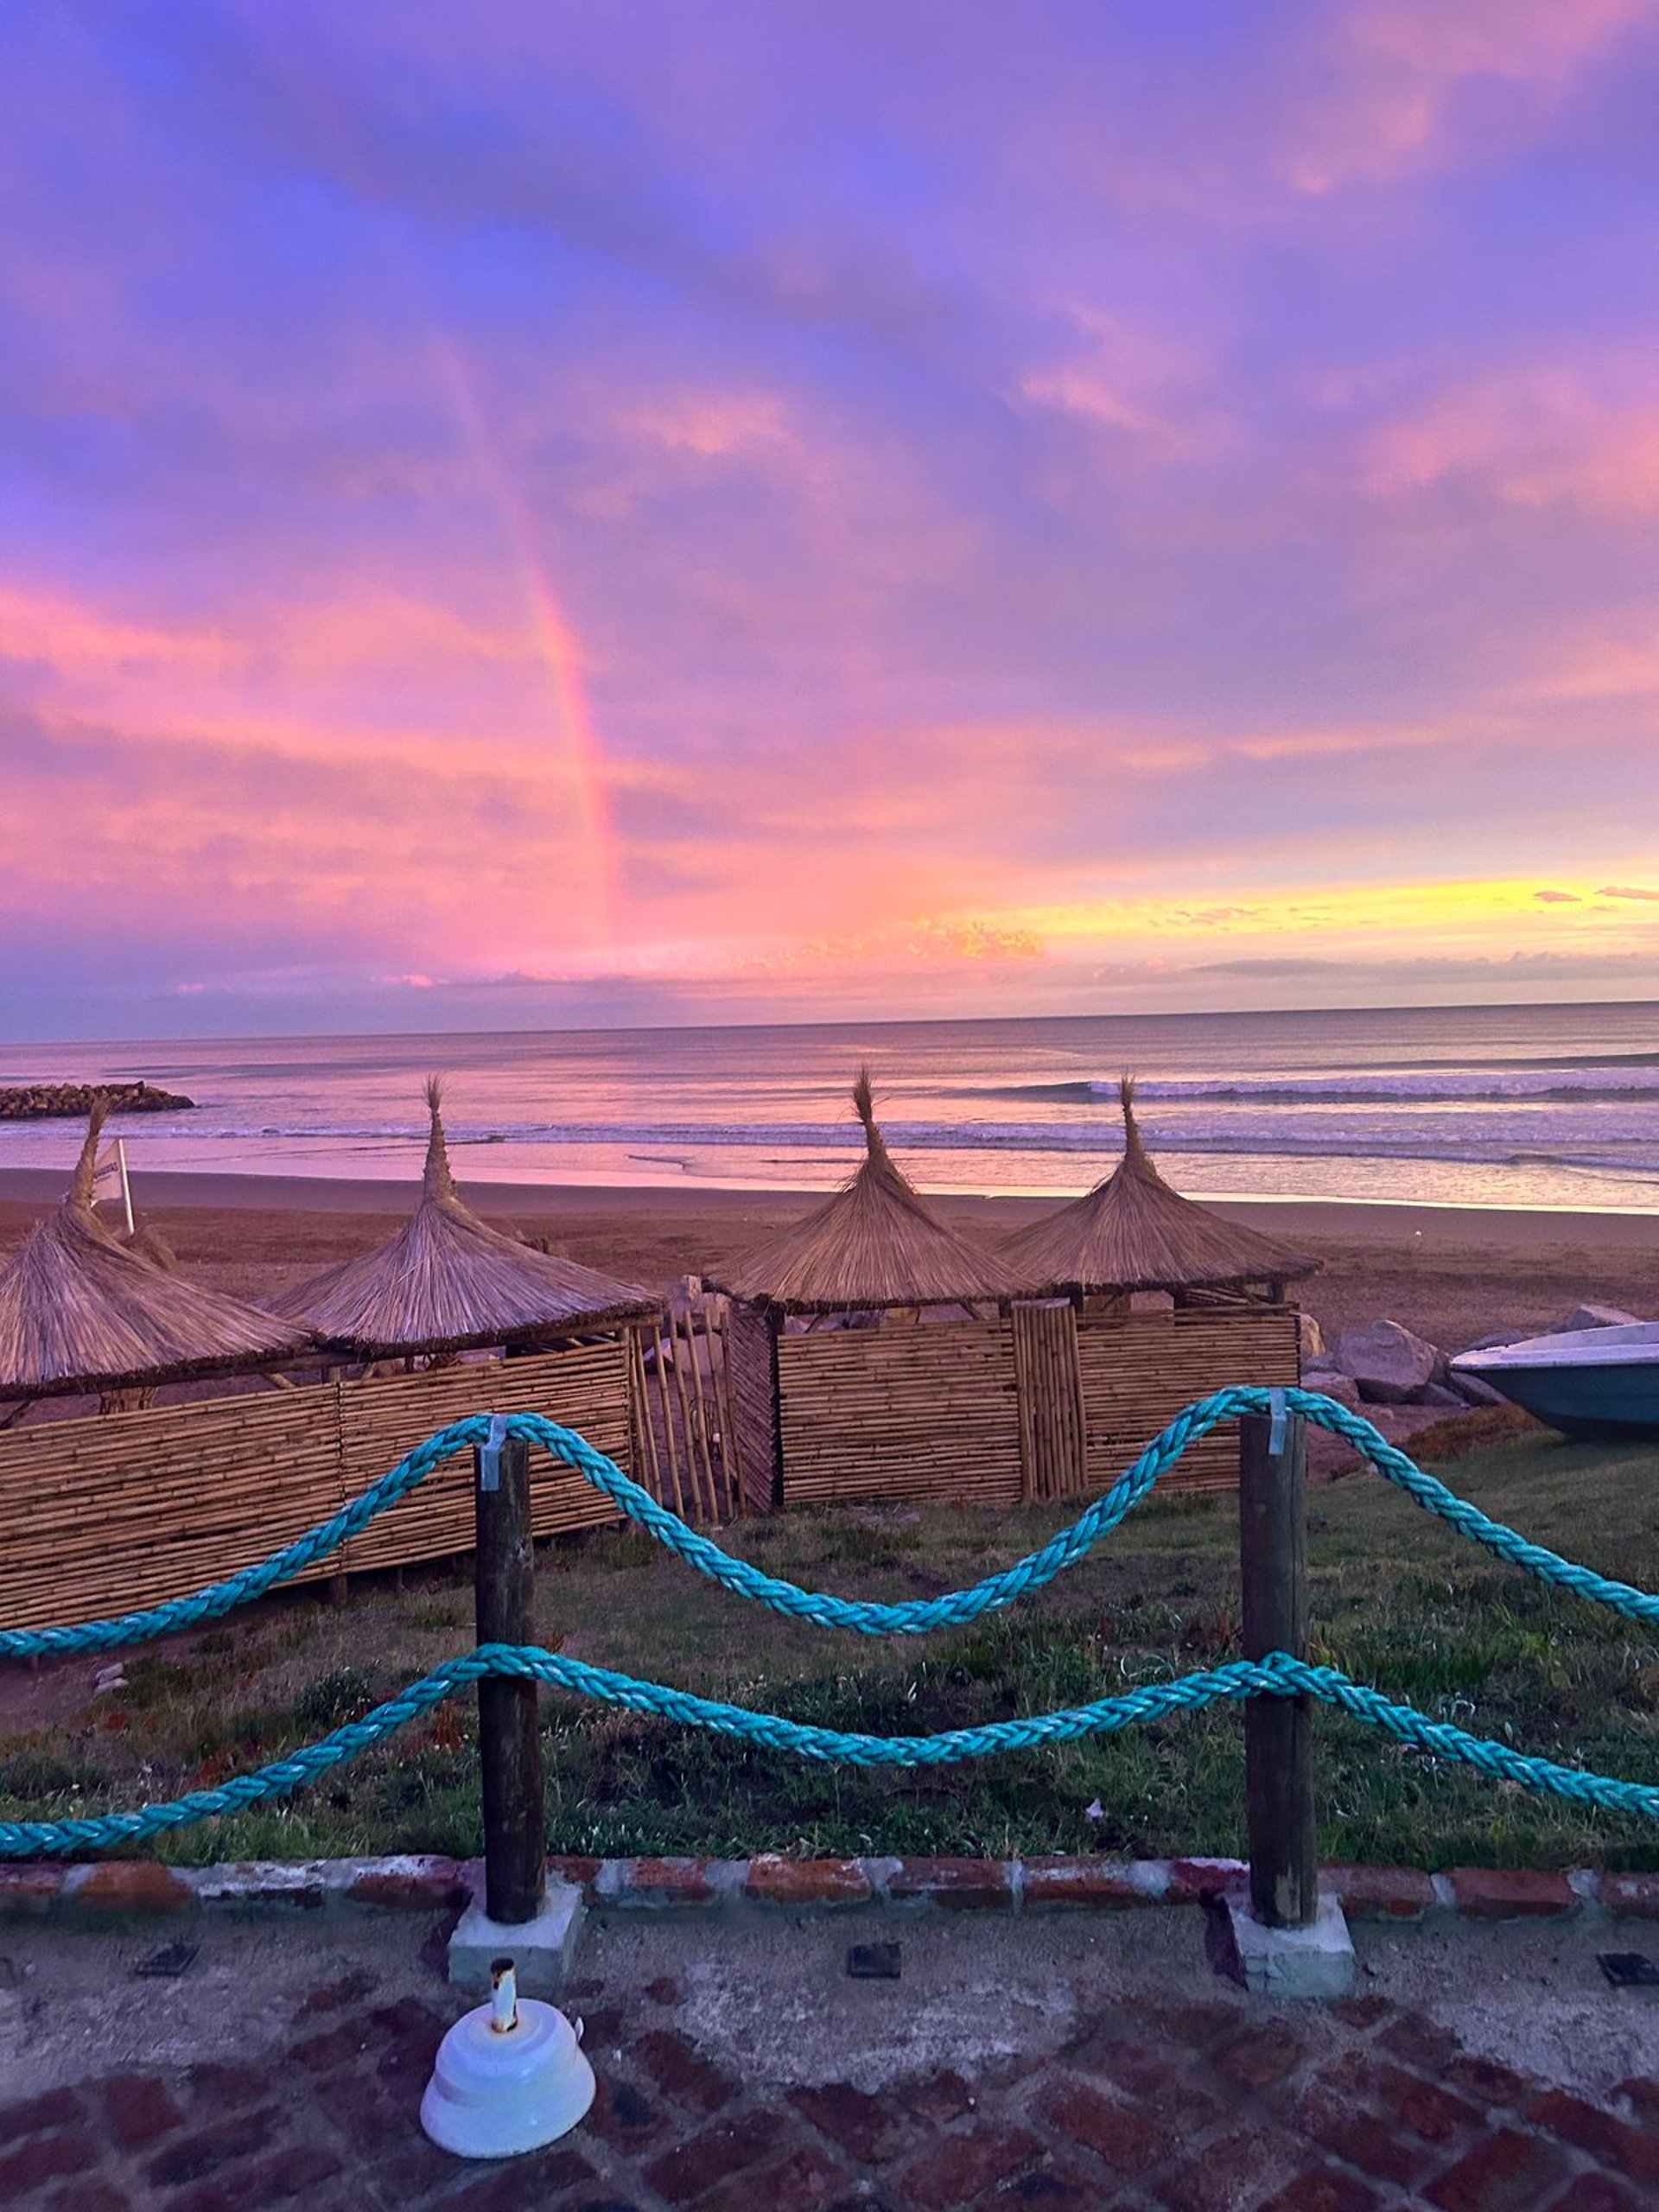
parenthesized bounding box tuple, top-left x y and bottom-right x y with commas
(1452, 1323, 1659, 1442)
(1466, 1365, 1659, 1442)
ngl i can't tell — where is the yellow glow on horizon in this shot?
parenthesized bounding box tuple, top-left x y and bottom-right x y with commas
(1011, 874, 1620, 945)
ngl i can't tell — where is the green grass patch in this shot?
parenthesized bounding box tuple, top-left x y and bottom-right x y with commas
(5, 1427, 1659, 1868)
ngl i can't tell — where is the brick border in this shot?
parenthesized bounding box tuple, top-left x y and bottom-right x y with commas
(3, 1853, 1654, 1924)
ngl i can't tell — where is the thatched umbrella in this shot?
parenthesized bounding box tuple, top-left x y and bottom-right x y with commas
(711, 1068, 1033, 1314)
(0, 1101, 310, 1400)
(267, 1080, 655, 1357)
(1002, 1077, 1318, 1300)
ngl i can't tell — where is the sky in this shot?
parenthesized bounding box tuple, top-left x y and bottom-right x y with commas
(3, 1, 1658, 1041)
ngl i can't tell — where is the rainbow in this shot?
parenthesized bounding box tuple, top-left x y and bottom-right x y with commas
(429, 334, 622, 963)
(220, 26, 626, 969)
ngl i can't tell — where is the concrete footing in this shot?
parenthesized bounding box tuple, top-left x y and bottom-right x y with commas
(1220, 1891, 1356, 2000)
(447, 1880, 586, 1998)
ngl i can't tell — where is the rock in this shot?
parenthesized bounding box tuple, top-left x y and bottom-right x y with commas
(1447, 1370, 1507, 1408)
(1296, 1312, 1325, 1363)
(1542, 1302, 1643, 1335)
(1418, 1382, 1466, 1409)
(1301, 1369, 1361, 1412)
(1463, 1329, 1529, 1352)
(0, 1081, 194, 1121)
(1334, 1319, 1440, 1405)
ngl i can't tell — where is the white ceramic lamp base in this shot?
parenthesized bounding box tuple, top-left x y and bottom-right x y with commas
(421, 1966, 596, 2158)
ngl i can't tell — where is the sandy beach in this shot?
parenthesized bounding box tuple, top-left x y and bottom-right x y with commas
(2, 1167, 1654, 1356)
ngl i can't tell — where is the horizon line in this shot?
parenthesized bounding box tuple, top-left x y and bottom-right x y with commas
(3, 990, 1658, 1055)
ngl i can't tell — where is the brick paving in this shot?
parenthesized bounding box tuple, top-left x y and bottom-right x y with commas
(3, 1947, 1657, 2210)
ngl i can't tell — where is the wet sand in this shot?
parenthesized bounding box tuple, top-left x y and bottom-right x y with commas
(3, 1167, 1656, 1355)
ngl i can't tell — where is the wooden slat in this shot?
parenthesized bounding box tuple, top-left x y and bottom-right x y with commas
(626, 1325, 664, 1497)
(725, 1302, 780, 1513)
(711, 1300, 746, 1517)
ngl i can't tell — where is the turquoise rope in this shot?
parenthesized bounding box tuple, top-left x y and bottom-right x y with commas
(5, 1643, 1658, 1857)
(9, 1386, 1659, 1664)
(5, 1386, 1659, 1855)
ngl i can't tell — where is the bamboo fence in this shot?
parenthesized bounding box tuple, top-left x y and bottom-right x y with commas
(0, 1343, 630, 1631)
(776, 1316, 1026, 1508)
(772, 1302, 1298, 1509)
(1074, 1306, 1299, 1497)
(0, 1298, 1300, 1633)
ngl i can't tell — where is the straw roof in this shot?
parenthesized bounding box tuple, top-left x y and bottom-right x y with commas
(710, 1069, 1034, 1314)
(0, 1101, 309, 1397)
(1002, 1077, 1319, 1297)
(267, 1079, 655, 1355)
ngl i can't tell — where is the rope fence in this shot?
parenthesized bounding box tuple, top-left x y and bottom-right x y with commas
(3, 1388, 1658, 1861)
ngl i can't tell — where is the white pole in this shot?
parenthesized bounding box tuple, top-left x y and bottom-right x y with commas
(117, 1138, 135, 1238)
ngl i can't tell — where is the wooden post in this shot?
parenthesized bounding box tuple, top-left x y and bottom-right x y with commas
(474, 1429, 546, 1925)
(1239, 1407, 1316, 1929)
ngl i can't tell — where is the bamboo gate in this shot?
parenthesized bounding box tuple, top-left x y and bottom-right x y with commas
(623, 1292, 749, 1524)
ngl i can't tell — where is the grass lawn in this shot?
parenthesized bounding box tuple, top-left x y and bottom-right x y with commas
(5, 1415, 1659, 1870)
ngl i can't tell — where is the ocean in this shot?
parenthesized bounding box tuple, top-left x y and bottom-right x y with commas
(3, 1002, 1657, 1213)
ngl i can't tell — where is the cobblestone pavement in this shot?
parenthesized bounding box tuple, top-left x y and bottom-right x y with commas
(3, 1911, 1658, 2211)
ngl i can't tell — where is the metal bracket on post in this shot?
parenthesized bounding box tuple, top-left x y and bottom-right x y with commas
(479, 1412, 509, 1493)
(1267, 1386, 1288, 1458)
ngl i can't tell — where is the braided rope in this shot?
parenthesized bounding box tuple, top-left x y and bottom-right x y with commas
(7, 1389, 1659, 1853)
(8, 1387, 1658, 1666)
(4, 1643, 1656, 1858)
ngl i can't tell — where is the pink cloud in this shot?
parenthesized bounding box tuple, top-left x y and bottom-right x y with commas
(1015, 307, 1230, 463)
(1289, 0, 1654, 193)
(1363, 365, 1659, 514)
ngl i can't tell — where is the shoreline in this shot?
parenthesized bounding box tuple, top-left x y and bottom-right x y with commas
(3, 1163, 1659, 1251)
(3, 1166, 1656, 1357)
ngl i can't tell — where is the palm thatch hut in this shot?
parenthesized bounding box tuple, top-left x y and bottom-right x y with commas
(988, 1077, 1313, 1500)
(0, 1100, 309, 1414)
(1002, 1077, 1318, 1306)
(715, 1069, 1033, 1318)
(267, 1080, 655, 1361)
(709, 1071, 1037, 1510)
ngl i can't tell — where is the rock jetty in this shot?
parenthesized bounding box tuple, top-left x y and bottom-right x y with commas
(0, 1082, 195, 1121)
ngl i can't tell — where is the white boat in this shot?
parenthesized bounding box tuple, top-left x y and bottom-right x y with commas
(1450, 1323, 1659, 1442)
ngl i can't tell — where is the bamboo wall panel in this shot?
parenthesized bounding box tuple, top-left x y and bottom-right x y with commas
(777, 1319, 1022, 1507)
(333, 1345, 630, 1575)
(1010, 1301, 1089, 1502)
(1075, 1306, 1299, 1497)
(0, 1388, 351, 1630)
(0, 1344, 630, 1631)
(772, 1305, 1295, 1510)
